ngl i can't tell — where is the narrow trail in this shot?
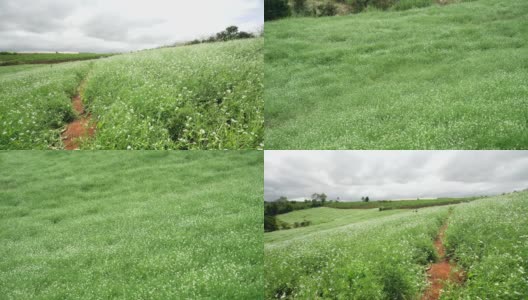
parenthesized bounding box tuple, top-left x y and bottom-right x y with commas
(61, 83, 95, 150)
(422, 217, 464, 300)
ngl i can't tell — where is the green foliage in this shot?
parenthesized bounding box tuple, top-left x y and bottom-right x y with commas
(317, 2, 338, 16)
(0, 62, 91, 149)
(0, 151, 263, 299)
(293, 0, 308, 14)
(265, 215, 280, 231)
(265, 0, 291, 21)
(81, 38, 264, 150)
(443, 191, 528, 299)
(265, 0, 528, 149)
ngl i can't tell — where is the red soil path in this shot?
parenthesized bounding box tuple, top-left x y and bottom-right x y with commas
(61, 93, 95, 150)
(422, 221, 464, 300)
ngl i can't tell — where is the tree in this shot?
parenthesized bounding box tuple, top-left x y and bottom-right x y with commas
(365, 196, 370, 202)
(320, 193, 327, 205)
(293, 0, 307, 14)
(264, 215, 279, 232)
(265, 0, 290, 21)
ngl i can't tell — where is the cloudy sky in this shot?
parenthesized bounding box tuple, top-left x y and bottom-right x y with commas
(0, 0, 263, 53)
(265, 151, 528, 201)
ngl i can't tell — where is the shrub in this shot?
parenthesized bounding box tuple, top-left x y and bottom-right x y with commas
(293, 0, 307, 14)
(265, 215, 279, 232)
(317, 2, 338, 16)
(265, 0, 291, 21)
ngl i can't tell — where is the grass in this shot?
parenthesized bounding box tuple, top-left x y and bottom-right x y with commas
(83, 38, 263, 150)
(0, 151, 263, 299)
(0, 52, 112, 66)
(265, 0, 528, 149)
(443, 191, 528, 299)
(0, 38, 263, 150)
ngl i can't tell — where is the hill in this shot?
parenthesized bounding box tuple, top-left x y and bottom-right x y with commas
(265, 0, 528, 149)
(265, 191, 528, 299)
(0, 38, 263, 150)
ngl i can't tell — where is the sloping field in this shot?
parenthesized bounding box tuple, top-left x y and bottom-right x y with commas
(0, 38, 263, 150)
(265, 0, 528, 149)
(267, 207, 406, 243)
(265, 192, 528, 299)
(0, 151, 263, 299)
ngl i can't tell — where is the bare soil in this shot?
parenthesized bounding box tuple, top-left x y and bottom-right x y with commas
(422, 221, 464, 300)
(61, 93, 95, 150)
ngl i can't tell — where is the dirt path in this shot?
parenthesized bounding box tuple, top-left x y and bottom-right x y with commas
(61, 87, 95, 150)
(422, 218, 464, 300)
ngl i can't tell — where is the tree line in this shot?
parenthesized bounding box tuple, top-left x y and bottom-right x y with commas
(185, 26, 256, 45)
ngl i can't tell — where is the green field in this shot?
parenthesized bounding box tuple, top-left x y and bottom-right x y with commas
(0, 38, 263, 150)
(265, 192, 528, 299)
(265, 0, 528, 149)
(326, 197, 480, 209)
(0, 52, 112, 66)
(0, 151, 263, 299)
(266, 207, 406, 243)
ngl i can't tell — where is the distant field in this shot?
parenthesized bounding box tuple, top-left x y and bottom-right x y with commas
(0, 38, 263, 150)
(265, 0, 528, 149)
(265, 192, 528, 299)
(266, 207, 406, 243)
(0, 52, 112, 66)
(326, 196, 480, 209)
(0, 151, 263, 299)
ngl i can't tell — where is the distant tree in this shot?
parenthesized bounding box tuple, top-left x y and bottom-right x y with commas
(237, 31, 254, 39)
(365, 196, 370, 202)
(320, 193, 327, 204)
(361, 196, 365, 201)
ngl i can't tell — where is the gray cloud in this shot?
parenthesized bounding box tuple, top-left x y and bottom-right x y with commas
(0, 0, 263, 53)
(265, 151, 528, 201)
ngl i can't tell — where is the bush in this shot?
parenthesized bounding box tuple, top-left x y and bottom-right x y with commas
(317, 2, 338, 16)
(293, 0, 307, 14)
(265, 215, 279, 232)
(265, 0, 291, 21)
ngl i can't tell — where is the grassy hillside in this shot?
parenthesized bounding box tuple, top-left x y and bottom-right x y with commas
(0, 38, 263, 150)
(266, 206, 448, 299)
(0, 151, 263, 299)
(265, 0, 528, 149)
(264, 192, 528, 299)
(443, 191, 528, 299)
(0, 52, 112, 66)
(84, 38, 263, 150)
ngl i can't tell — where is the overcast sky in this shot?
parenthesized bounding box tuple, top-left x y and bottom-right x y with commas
(265, 151, 528, 201)
(0, 0, 263, 53)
